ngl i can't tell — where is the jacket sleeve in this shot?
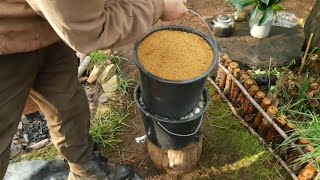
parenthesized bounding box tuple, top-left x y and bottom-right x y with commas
(26, 0, 164, 54)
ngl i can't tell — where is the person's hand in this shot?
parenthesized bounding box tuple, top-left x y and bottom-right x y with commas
(160, 0, 188, 21)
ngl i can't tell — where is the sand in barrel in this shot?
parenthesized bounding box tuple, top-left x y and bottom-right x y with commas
(137, 30, 214, 81)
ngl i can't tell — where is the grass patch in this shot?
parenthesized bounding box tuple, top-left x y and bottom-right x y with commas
(276, 72, 320, 177)
(109, 55, 133, 94)
(90, 108, 129, 150)
(89, 50, 108, 70)
(89, 50, 133, 94)
(187, 84, 286, 179)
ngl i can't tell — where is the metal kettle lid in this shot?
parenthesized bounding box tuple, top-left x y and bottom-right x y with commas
(216, 15, 232, 23)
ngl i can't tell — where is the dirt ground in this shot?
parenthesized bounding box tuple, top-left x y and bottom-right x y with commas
(109, 0, 316, 179)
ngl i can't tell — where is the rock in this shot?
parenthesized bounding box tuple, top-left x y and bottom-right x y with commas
(226, 11, 248, 22)
(198, 101, 204, 109)
(97, 64, 116, 84)
(101, 75, 118, 98)
(87, 65, 102, 84)
(89, 102, 95, 111)
(98, 93, 109, 103)
(21, 115, 30, 125)
(18, 122, 23, 131)
(84, 86, 96, 96)
(23, 134, 29, 143)
(215, 21, 304, 69)
(96, 104, 110, 116)
(4, 160, 69, 180)
(10, 144, 22, 159)
(194, 107, 201, 114)
(5, 160, 141, 180)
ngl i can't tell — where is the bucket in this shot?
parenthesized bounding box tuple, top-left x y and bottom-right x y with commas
(133, 26, 219, 118)
(134, 84, 210, 149)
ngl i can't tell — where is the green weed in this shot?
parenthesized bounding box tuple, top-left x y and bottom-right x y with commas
(89, 51, 108, 70)
(90, 109, 129, 150)
(108, 55, 133, 94)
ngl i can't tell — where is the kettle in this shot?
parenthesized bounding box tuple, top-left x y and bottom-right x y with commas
(211, 15, 235, 37)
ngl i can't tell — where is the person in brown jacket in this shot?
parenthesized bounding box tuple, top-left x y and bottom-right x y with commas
(0, 0, 188, 179)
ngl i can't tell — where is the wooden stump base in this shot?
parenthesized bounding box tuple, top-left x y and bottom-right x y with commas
(147, 136, 202, 174)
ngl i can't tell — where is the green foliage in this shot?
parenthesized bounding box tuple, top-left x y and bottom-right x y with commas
(89, 51, 108, 70)
(90, 109, 129, 149)
(108, 55, 133, 94)
(276, 72, 320, 176)
(226, 0, 284, 25)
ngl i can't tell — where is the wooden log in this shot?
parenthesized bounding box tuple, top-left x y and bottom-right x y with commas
(218, 70, 228, 90)
(208, 77, 299, 180)
(231, 73, 249, 103)
(224, 62, 239, 95)
(242, 85, 259, 117)
(218, 59, 232, 90)
(252, 98, 271, 130)
(304, 144, 315, 153)
(298, 164, 317, 180)
(215, 56, 226, 83)
(236, 78, 254, 105)
(297, 139, 309, 146)
(284, 122, 296, 135)
(271, 115, 288, 146)
(244, 91, 265, 122)
(258, 106, 278, 138)
(230, 68, 241, 99)
(147, 137, 202, 174)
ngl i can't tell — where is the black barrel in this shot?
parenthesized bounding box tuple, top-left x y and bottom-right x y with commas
(134, 84, 210, 149)
(134, 26, 219, 118)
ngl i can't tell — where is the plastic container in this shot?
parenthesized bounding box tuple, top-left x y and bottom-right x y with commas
(273, 12, 303, 28)
(134, 84, 210, 149)
(134, 26, 219, 118)
(250, 19, 273, 39)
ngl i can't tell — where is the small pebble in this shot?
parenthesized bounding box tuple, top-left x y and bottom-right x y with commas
(23, 134, 29, 143)
(194, 107, 201, 114)
(99, 94, 109, 103)
(12, 140, 19, 145)
(18, 122, 23, 131)
(181, 112, 194, 120)
(198, 101, 204, 109)
(13, 135, 18, 140)
(21, 115, 30, 125)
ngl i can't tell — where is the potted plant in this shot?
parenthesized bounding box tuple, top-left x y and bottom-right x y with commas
(226, 0, 284, 38)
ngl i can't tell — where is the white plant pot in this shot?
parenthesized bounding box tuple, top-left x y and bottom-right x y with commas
(250, 20, 272, 39)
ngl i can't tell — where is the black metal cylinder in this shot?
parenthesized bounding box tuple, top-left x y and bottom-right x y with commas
(134, 26, 219, 118)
